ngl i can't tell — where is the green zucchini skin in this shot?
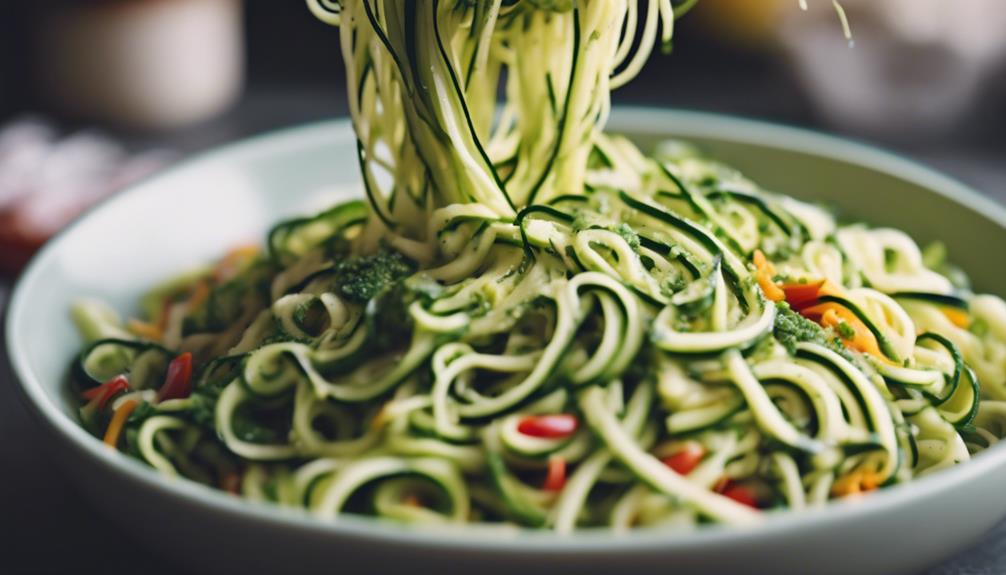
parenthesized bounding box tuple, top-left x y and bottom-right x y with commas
(892, 292, 969, 310)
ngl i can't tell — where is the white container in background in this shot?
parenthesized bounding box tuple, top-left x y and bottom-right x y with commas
(36, 0, 245, 131)
(780, 0, 1006, 140)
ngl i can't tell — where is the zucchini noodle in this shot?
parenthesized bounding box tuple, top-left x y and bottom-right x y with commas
(69, 0, 1006, 531)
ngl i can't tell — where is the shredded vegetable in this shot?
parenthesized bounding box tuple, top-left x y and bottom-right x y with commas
(68, 0, 1006, 531)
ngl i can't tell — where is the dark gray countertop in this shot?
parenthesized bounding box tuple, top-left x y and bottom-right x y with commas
(2, 89, 1004, 575)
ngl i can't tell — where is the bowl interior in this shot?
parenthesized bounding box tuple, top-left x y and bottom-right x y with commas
(7, 108, 1006, 546)
(619, 110, 1006, 294)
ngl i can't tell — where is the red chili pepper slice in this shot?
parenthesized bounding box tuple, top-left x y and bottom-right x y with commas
(517, 414, 579, 439)
(543, 457, 567, 492)
(81, 375, 130, 410)
(716, 480, 759, 508)
(661, 442, 705, 475)
(780, 280, 827, 311)
(157, 352, 194, 402)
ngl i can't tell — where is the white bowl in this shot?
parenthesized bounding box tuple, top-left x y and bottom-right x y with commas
(8, 109, 1006, 575)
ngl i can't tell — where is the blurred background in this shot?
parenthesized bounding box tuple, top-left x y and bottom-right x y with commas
(1, 0, 1005, 277)
(1, 2, 1005, 574)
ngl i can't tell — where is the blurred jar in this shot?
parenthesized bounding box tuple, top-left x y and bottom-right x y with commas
(779, 0, 1006, 140)
(35, 0, 244, 131)
(690, 0, 792, 47)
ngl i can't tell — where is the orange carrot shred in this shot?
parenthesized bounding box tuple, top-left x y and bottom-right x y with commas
(941, 307, 971, 329)
(752, 250, 785, 302)
(750, 253, 897, 364)
(127, 319, 163, 342)
(832, 469, 882, 497)
(221, 472, 242, 495)
(186, 281, 211, 311)
(157, 298, 174, 331)
(103, 400, 139, 448)
(213, 245, 260, 283)
(810, 305, 895, 364)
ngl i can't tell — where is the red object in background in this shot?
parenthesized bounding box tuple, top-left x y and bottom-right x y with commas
(0, 213, 43, 276)
(0, 120, 170, 277)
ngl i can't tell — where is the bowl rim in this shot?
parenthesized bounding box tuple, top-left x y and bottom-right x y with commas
(7, 107, 1006, 553)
